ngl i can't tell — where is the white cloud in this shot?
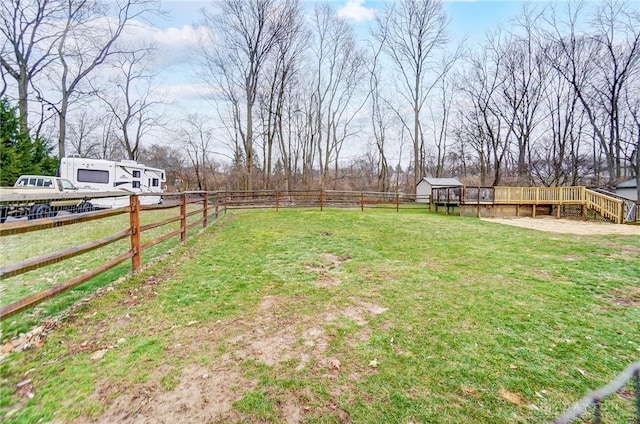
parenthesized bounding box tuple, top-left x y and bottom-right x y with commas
(337, 0, 376, 22)
(119, 22, 212, 66)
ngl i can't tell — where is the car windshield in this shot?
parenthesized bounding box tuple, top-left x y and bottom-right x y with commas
(61, 179, 77, 190)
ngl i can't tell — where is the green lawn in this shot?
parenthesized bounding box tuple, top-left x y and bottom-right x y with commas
(0, 205, 205, 337)
(1, 209, 639, 423)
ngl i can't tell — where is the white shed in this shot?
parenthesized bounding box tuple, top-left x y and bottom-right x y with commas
(416, 177, 464, 203)
(616, 179, 638, 201)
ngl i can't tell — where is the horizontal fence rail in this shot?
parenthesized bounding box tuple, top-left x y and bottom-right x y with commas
(553, 360, 640, 424)
(0, 186, 631, 320)
(0, 191, 226, 320)
(0, 189, 428, 320)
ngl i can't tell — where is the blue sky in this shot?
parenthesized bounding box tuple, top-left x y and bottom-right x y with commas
(152, 0, 534, 111)
(140, 0, 547, 161)
(158, 0, 528, 38)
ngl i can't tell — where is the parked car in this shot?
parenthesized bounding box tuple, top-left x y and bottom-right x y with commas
(0, 175, 92, 222)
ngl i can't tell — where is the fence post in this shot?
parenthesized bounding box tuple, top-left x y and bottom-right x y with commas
(396, 192, 400, 212)
(360, 192, 364, 212)
(215, 192, 219, 218)
(181, 193, 187, 242)
(276, 190, 280, 212)
(129, 195, 141, 273)
(320, 190, 324, 211)
(203, 192, 209, 229)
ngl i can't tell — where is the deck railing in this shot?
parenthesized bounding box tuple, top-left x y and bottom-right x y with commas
(432, 186, 626, 224)
(584, 188, 625, 224)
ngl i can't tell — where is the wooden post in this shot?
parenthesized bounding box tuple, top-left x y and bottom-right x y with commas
(434, 189, 438, 213)
(215, 193, 219, 218)
(519, 187, 523, 204)
(618, 202, 624, 224)
(129, 195, 141, 273)
(181, 193, 187, 242)
(477, 186, 481, 218)
(276, 190, 280, 212)
(557, 187, 563, 218)
(360, 192, 364, 212)
(203, 192, 209, 229)
(320, 190, 324, 211)
(396, 192, 400, 212)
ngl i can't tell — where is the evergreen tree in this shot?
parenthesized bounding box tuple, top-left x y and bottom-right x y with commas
(0, 98, 58, 186)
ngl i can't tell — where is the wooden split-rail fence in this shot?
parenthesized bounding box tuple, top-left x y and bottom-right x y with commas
(0, 190, 422, 320)
(1, 186, 635, 321)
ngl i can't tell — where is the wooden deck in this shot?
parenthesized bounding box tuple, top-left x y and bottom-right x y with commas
(431, 186, 627, 224)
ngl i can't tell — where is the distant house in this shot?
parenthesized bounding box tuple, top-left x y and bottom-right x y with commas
(616, 179, 638, 201)
(415, 177, 463, 203)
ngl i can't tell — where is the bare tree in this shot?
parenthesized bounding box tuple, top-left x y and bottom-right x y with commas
(623, 83, 640, 199)
(200, 0, 301, 190)
(0, 0, 65, 134)
(309, 4, 366, 189)
(95, 47, 165, 160)
(66, 108, 104, 157)
(500, 5, 547, 185)
(373, 0, 449, 188)
(367, 33, 395, 191)
(260, 6, 306, 190)
(48, 0, 161, 158)
(545, 0, 640, 185)
(177, 114, 218, 190)
(426, 68, 455, 178)
(457, 29, 513, 186)
(528, 54, 587, 187)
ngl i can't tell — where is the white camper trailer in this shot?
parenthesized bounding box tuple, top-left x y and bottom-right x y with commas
(59, 156, 166, 208)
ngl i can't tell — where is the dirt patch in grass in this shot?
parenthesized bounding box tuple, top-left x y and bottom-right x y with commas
(604, 286, 640, 307)
(483, 217, 640, 235)
(600, 243, 640, 260)
(229, 297, 386, 369)
(74, 365, 253, 424)
(499, 388, 527, 406)
(73, 294, 388, 423)
(306, 253, 352, 288)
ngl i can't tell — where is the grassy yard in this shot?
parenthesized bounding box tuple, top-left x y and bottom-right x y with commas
(1, 208, 639, 423)
(0, 205, 205, 337)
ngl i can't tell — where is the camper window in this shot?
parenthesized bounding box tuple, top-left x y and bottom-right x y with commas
(152, 178, 159, 187)
(133, 181, 141, 189)
(78, 169, 109, 184)
(133, 170, 141, 178)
